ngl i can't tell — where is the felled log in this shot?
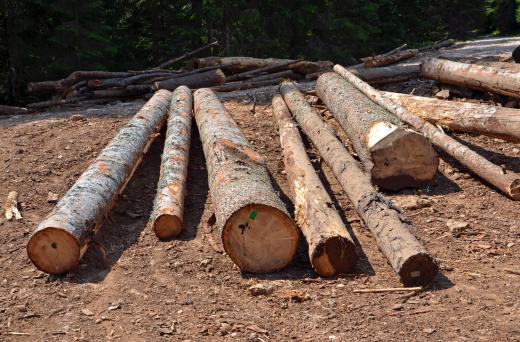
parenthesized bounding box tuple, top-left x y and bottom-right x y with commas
(193, 88, 299, 273)
(421, 58, 520, 99)
(418, 38, 456, 52)
(91, 85, 152, 98)
(335, 64, 520, 200)
(27, 97, 89, 110)
(351, 64, 421, 84)
(280, 81, 438, 286)
(382, 92, 520, 143)
(154, 69, 225, 91)
(273, 95, 357, 276)
(0, 105, 29, 115)
(151, 86, 192, 240)
(87, 72, 173, 90)
(316, 72, 438, 190)
(362, 48, 418, 68)
(247, 70, 295, 82)
(156, 40, 219, 69)
(216, 81, 316, 103)
(192, 56, 332, 75)
(210, 77, 285, 92)
(27, 90, 172, 274)
(226, 59, 303, 82)
(476, 61, 520, 73)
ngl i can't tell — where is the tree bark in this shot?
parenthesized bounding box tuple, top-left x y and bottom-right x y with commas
(154, 69, 225, 91)
(191, 56, 332, 75)
(0, 105, 29, 115)
(216, 81, 316, 103)
(151, 86, 192, 240)
(226, 59, 303, 82)
(247, 70, 295, 82)
(26, 90, 172, 274)
(87, 72, 174, 90)
(280, 81, 438, 286)
(210, 77, 285, 92)
(335, 64, 520, 200)
(421, 58, 520, 99)
(382, 91, 520, 143)
(362, 49, 418, 68)
(316, 72, 439, 190)
(91, 85, 152, 98)
(193, 88, 299, 273)
(350, 64, 421, 84)
(273, 95, 357, 276)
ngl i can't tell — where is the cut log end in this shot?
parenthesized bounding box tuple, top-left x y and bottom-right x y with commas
(222, 204, 299, 273)
(26, 227, 80, 275)
(369, 126, 439, 190)
(510, 178, 520, 200)
(311, 236, 357, 277)
(399, 253, 438, 286)
(153, 214, 183, 240)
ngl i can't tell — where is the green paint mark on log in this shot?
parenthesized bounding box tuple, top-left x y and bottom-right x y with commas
(249, 210, 257, 220)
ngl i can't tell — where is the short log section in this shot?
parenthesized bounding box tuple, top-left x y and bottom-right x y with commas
(273, 95, 357, 276)
(193, 88, 299, 273)
(27, 90, 172, 274)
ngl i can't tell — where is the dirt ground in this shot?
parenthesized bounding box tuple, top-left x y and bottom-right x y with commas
(1, 39, 520, 341)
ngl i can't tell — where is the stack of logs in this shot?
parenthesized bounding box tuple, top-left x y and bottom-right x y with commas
(23, 39, 520, 289)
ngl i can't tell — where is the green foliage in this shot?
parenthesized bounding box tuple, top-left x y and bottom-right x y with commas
(486, 0, 518, 33)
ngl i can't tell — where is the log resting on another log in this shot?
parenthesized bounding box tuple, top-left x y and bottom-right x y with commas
(350, 64, 421, 84)
(154, 69, 225, 91)
(316, 72, 439, 190)
(382, 91, 520, 143)
(273, 95, 357, 276)
(193, 88, 299, 273)
(26, 90, 172, 274)
(335, 64, 520, 200)
(0, 105, 29, 115)
(280, 81, 438, 286)
(362, 49, 418, 68)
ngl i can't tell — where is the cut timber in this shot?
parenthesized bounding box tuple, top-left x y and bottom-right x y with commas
(362, 49, 418, 68)
(280, 82, 438, 286)
(351, 64, 421, 84)
(382, 92, 520, 143)
(154, 69, 225, 91)
(316, 72, 438, 190)
(151, 86, 192, 240)
(0, 105, 29, 115)
(421, 58, 520, 99)
(210, 77, 285, 92)
(91, 85, 152, 98)
(216, 81, 316, 103)
(335, 64, 520, 200)
(192, 56, 332, 75)
(27, 90, 172, 274)
(226, 59, 303, 82)
(272, 95, 357, 276)
(193, 88, 298, 273)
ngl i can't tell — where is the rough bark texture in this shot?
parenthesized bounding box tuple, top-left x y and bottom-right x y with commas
(383, 91, 520, 143)
(272, 95, 357, 276)
(226, 60, 303, 82)
(192, 56, 332, 75)
(216, 81, 316, 103)
(0, 105, 29, 115)
(350, 64, 421, 84)
(27, 90, 172, 274)
(280, 81, 438, 286)
(316, 72, 439, 190)
(150, 86, 193, 240)
(248, 70, 295, 82)
(87, 72, 173, 90)
(421, 58, 520, 99)
(362, 49, 418, 68)
(210, 77, 285, 92)
(154, 69, 225, 91)
(91, 85, 152, 98)
(193, 88, 299, 273)
(335, 64, 520, 200)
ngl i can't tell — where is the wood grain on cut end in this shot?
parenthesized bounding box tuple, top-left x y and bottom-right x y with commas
(222, 204, 299, 273)
(153, 214, 183, 240)
(399, 253, 439, 287)
(510, 179, 520, 200)
(27, 227, 80, 274)
(311, 236, 357, 277)
(370, 128, 439, 190)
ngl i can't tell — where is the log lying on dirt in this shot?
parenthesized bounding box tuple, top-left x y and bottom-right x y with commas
(192, 56, 332, 75)
(280, 82, 438, 286)
(193, 88, 299, 273)
(272, 95, 357, 276)
(0, 105, 29, 115)
(151, 86, 193, 240)
(154, 69, 225, 91)
(382, 92, 520, 143)
(351, 64, 421, 84)
(316, 72, 439, 190)
(421, 58, 520, 99)
(335, 64, 520, 200)
(27, 90, 172, 274)
(362, 48, 418, 68)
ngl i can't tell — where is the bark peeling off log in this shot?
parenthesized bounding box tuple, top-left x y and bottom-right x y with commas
(27, 90, 172, 274)
(280, 81, 438, 286)
(273, 95, 357, 276)
(151, 86, 193, 240)
(193, 88, 298, 273)
(316, 72, 438, 190)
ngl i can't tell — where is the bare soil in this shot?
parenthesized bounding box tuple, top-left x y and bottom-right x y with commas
(1, 39, 520, 341)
